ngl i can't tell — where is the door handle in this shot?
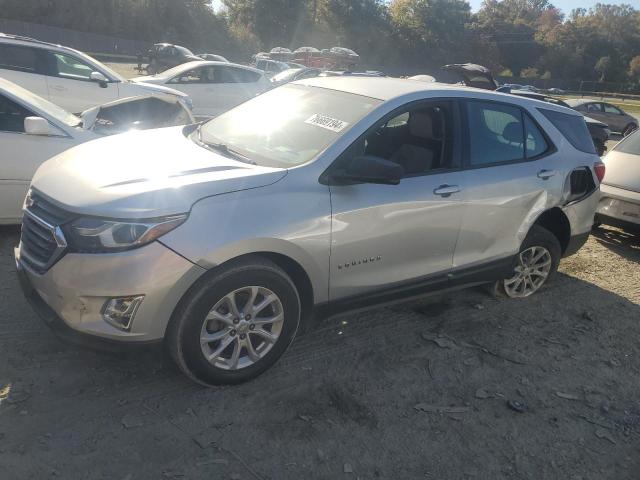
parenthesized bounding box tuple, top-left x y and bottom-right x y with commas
(433, 185, 460, 197)
(537, 169, 557, 180)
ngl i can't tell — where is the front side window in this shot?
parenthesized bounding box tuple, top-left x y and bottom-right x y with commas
(52, 52, 95, 81)
(341, 102, 455, 176)
(586, 103, 603, 113)
(0, 44, 45, 74)
(199, 84, 381, 168)
(0, 93, 33, 133)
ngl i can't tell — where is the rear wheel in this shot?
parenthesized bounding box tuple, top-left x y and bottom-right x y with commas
(167, 258, 301, 385)
(492, 225, 561, 298)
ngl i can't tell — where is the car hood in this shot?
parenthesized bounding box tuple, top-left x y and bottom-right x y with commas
(30, 126, 287, 219)
(125, 79, 187, 97)
(131, 75, 164, 84)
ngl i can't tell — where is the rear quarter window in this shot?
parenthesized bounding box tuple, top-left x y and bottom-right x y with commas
(539, 108, 596, 154)
(0, 44, 46, 74)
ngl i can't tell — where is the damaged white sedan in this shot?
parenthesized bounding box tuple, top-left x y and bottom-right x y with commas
(0, 78, 195, 224)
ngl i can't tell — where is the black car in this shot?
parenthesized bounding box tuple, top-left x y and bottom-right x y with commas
(146, 43, 201, 74)
(510, 90, 611, 156)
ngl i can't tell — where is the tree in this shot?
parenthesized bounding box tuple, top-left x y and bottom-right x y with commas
(629, 56, 640, 81)
(595, 56, 612, 82)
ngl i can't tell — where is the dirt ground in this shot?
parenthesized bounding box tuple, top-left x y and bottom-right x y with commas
(1, 222, 639, 480)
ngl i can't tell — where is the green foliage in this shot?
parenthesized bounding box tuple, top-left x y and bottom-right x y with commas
(0, 0, 638, 83)
(500, 69, 514, 77)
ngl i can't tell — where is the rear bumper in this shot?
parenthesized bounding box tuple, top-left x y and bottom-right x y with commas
(597, 184, 640, 228)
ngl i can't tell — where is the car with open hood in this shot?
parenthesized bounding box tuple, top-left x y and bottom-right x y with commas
(0, 77, 194, 224)
(17, 77, 602, 385)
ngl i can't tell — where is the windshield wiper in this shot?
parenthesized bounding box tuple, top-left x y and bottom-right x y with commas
(195, 126, 256, 165)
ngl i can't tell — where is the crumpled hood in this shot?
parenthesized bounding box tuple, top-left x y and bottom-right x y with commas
(30, 126, 287, 219)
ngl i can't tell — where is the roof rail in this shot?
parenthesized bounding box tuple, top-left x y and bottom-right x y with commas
(0, 32, 60, 48)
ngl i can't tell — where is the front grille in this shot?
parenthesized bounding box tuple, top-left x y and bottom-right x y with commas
(20, 192, 75, 273)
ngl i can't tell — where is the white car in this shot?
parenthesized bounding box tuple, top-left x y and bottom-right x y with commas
(133, 61, 270, 118)
(0, 33, 190, 113)
(0, 77, 194, 224)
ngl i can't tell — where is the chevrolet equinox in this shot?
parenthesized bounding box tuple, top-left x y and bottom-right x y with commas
(16, 77, 603, 385)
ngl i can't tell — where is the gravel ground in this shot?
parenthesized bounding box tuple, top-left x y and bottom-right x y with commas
(0, 224, 639, 479)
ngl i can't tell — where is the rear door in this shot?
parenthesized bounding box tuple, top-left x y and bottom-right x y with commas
(0, 93, 76, 223)
(0, 43, 49, 97)
(44, 51, 119, 113)
(453, 100, 562, 269)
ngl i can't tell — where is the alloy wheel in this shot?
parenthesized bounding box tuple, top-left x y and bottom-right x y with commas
(503, 246, 552, 298)
(200, 286, 284, 370)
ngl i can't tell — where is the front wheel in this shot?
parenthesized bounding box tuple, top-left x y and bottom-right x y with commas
(492, 225, 561, 298)
(167, 258, 301, 385)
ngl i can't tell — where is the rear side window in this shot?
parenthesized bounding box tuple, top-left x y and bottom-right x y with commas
(0, 44, 45, 74)
(218, 67, 261, 83)
(614, 130, 640, 155)
(539, 108, 596, 154)
(524, 115, 548, 157)
(467, 101, 524, 165)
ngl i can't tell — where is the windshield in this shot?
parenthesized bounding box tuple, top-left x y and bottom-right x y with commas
(272, 68, 302, 83)
(176, 45, 195, 56)
(0, 79, 80, 127)
(199, 84, 381, 168)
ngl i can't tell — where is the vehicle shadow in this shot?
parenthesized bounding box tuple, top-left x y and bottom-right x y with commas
(591, 225, 640, 263)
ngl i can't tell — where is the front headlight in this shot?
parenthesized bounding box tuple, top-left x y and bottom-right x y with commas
(64, 214, 187, 253)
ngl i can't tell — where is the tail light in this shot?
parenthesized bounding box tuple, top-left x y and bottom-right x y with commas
(594, 162, 605, 183)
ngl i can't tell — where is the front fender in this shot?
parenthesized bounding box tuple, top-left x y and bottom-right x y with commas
(160, 176, 332, 303)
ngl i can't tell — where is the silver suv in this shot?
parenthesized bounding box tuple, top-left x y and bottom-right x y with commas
(16, 78, 603, 385)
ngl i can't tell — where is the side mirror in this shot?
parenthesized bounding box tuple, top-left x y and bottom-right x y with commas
(332, 155, 404, 185)
(24, 117, 53, 136)
(90, 71, 108, 87)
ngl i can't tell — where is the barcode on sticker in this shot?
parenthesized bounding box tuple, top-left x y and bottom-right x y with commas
(304, 114, 349, 133)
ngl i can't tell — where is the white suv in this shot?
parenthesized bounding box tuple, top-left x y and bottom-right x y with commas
(0, 33, 190, 113)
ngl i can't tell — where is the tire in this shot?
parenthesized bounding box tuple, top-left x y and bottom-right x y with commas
(623, 123, 638, 137)
(166, 257, 301, 385)
(491, 225, 561, 298)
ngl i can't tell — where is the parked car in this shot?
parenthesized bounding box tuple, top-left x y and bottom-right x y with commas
(133, 61, 270, 118)
(254, 58, 290, 77)
(407, 75, 436, 83)
(442, 63, 499, 90)
(509, 90, 611, 156)
(17, 77, 602, 385)
(146, 43, 202, 74)
(0, 77, 193, 224)
(566, 99, 638, 136)
(270, 67, 322, 86)
(595, 130, 640, 231)
(197, 53, 229, 63)
(0, 33, 190, 113)
(548, 88, 565, 94)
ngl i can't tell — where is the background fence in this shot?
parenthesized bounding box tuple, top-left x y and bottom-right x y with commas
(0, 18, 149, 57)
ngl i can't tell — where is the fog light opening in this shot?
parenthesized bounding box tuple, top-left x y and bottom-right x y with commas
(102, 296, 144, 331)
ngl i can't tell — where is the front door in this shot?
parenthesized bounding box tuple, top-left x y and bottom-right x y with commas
(328, 100, 465, 300)
(0, 93, 76, 223)
(44, 51, 118, 113)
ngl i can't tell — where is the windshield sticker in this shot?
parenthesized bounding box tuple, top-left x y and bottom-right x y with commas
(304, 114, 349, 133)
